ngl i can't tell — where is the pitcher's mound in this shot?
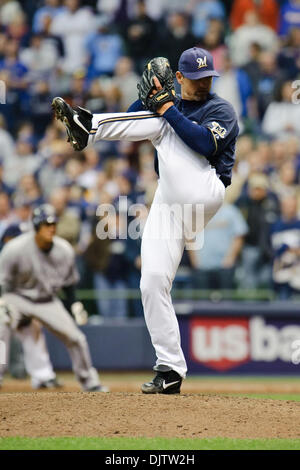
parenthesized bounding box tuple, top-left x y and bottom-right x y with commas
(0, 391, 299, 439)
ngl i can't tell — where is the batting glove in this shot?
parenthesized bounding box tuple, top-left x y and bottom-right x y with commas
(71, 301, 88, 326)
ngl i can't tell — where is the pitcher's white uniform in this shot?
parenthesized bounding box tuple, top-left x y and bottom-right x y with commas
(89, 111, 225, 377)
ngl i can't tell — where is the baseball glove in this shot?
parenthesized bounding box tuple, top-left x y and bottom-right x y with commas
(137, 57, 176, 112)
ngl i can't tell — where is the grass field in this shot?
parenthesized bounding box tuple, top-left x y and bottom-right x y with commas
(232, 393, 300, 401)
(1, 436, 300, 450)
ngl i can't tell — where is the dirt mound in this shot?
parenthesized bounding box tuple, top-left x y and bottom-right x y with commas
(0, 391, 299, 439)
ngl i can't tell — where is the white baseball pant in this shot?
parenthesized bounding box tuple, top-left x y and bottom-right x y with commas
(89, 111, 225, 377)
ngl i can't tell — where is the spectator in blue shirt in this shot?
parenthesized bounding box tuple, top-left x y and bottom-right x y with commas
(32, 0, 66, 33)
(85, 16, 124, 79)
(188, 0, 225, 39)
(190, 201, 248, 290)
(0, 38, 29, 132)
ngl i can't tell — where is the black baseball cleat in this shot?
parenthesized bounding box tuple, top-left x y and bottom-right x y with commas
(141, 369, 182, 394)
(51, 97, 92, 151)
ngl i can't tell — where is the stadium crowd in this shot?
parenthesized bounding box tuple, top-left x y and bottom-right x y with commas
(0, 0, 299, 316)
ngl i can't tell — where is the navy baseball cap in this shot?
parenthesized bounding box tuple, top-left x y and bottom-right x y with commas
(178, 47, 220, 80)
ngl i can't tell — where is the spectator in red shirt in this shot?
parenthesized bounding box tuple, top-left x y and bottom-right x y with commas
(230, 0, 279, 32)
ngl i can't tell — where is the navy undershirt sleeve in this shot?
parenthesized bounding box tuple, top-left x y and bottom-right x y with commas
(127, 99, 144, 112)
(162, 106, 216, 158)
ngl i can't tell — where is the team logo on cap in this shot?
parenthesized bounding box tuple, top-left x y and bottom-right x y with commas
(197, 57, 207, 69)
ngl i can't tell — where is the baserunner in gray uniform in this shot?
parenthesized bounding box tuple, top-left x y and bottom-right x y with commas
(0, 204, 107, 392)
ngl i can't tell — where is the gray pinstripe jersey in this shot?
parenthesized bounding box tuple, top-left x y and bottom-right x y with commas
(0, 231, 79, 301)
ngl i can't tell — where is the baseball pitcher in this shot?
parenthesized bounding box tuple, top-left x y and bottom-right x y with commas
(52, 47, 239, 394)
(0, 204, 107, 392)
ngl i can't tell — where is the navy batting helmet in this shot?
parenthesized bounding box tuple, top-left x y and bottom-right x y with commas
(32, 204, 58, 231)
